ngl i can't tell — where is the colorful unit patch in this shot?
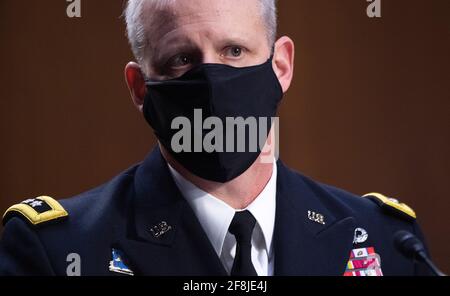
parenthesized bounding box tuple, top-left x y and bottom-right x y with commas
(108, 249, 134, 276)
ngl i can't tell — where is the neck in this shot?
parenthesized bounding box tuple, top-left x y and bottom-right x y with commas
(160, 144, 274, 210)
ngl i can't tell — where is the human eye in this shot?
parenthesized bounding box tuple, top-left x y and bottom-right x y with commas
(165, 53, 194, 69)
(222, 45, 246, 59)
(157, 53, 198, 78)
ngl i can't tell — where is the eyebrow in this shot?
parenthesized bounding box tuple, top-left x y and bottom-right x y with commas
(217, 37, 253, 48)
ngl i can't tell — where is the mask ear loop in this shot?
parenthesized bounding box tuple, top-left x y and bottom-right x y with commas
(268, 45, 276, 61)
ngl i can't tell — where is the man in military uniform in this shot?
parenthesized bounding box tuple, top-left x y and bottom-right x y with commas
(0, 0, 432, 276)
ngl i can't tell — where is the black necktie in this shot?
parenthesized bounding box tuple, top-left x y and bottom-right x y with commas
(228, 210, 258, 276)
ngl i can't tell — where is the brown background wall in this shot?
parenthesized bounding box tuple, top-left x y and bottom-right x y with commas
(0, 0, 448, 273)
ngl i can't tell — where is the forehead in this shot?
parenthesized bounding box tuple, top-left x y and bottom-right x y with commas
(142, 0, 265, 49)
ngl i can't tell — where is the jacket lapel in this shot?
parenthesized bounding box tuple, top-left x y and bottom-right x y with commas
(274, 161, 356, 276)
(112, 148, 356, 276)
(113, 147, 227, 276)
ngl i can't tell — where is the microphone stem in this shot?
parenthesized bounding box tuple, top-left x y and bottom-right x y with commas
(418, 251, 446, 276)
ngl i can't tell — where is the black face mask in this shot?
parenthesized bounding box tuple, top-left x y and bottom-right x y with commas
(143, 57, 283, 182)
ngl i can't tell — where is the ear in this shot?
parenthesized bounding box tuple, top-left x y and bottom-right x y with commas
(124, 62, 147, 112)
(272, 36, 295, 93)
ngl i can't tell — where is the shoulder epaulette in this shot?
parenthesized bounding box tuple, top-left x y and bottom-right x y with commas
(2, 196, 68, 226)
(363, 192, 416, 221)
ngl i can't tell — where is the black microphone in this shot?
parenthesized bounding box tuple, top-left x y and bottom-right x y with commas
(394, 230, 446, 276)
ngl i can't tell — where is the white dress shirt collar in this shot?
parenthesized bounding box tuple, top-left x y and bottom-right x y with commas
(167, 161, 277, 260)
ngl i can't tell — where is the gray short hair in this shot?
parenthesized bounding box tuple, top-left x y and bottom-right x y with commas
(124, 0, 277, 64)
